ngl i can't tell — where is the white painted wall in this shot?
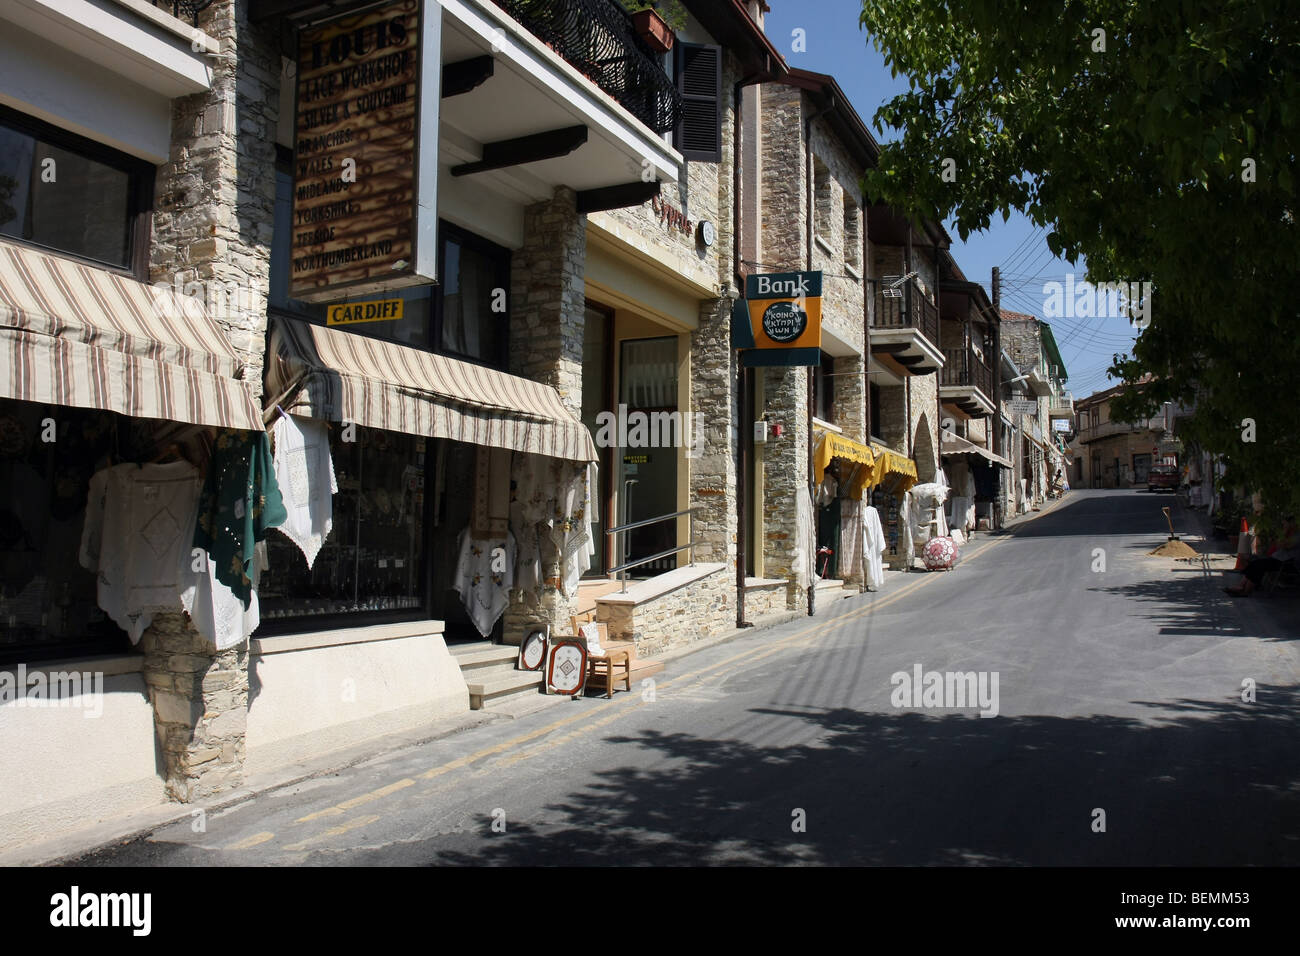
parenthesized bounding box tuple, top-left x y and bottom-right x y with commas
(0, 22, 172, 162)
(0, 670, 164, 853)
(245, 630, 469, 775)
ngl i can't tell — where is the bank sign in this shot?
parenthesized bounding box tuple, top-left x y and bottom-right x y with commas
(732, 271, 823, 367)
(290, 0, 438, 301)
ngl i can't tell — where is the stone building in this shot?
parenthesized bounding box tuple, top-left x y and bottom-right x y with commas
(1072, 382, 1167, 489)
(998, 310, 1072, 509)
(0, 0, 794, 851)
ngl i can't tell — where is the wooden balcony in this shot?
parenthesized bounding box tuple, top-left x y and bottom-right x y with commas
(869, 278, 944, 376)
(939, 346, 995, 416)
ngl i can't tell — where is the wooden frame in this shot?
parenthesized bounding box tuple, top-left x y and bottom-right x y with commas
(518, 626, 548, 672)
(545, 639, 589, 696)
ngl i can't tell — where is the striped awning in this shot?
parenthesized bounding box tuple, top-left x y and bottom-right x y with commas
(941, 431, 1013, 469)
(0, 240, 262, 430)
(267, 317, 597, 461)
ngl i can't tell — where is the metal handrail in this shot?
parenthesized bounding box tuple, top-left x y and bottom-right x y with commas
(605, 506, 701, 536)
(606, 506, 700, 591)
(608, 540, 705, 576)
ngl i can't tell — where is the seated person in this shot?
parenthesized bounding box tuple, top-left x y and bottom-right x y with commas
(1225, 518, 1299, 597)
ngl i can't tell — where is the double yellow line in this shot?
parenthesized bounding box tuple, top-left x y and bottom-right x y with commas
(262, 522, 1027, 847)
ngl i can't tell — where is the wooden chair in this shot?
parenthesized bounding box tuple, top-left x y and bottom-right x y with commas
(572, 614, 631, 699)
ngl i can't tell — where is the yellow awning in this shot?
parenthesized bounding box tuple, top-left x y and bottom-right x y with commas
(869, 443, 919, 496)
(814, 431, 877, 498)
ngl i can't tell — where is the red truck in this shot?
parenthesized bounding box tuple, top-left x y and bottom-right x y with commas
(1147, 463, 1180, 493)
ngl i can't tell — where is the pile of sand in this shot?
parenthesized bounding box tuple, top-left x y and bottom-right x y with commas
(1148, 539, 1200, 559)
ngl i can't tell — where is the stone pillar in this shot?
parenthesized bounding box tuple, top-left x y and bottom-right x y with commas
(761, 365, 811, 610)
(141, 614, 248, 801)
(505, 187, 587, 639)
(510, 187, 586, 415)
(141, 0, 280, 800)
(689, 296, 738, 566)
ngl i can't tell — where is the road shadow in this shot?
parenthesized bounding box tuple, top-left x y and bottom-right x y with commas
(329, 685, 1300, 867)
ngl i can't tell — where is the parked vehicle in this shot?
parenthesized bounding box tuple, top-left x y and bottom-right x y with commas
(1147, 463, 1179, 493)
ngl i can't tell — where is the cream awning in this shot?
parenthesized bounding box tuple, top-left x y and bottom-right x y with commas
(267, 317, 596, 461)
(0, 239, 262, 430)
(941, 431, 1013, 469)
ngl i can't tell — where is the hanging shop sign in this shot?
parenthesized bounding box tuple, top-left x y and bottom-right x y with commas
(1052, 418, 1071, 432)
(732, 271, 823, 367)
(1007, 399, 1039, 415)
(290, 0, 438, 301)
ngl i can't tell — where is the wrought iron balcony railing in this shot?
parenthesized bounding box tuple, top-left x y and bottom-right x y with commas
(940, 346, 993, 398)
(149, 0, 214, 24)
(871, 278, 941, 351)
(492, 0, 682, 133)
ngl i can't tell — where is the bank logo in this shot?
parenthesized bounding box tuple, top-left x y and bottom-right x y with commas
(761, 300, 808, 343)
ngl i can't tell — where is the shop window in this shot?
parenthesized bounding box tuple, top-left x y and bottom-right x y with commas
(813, 352, 835, 423)
(674, 43, 722, 162)
(257, 424, 429, 630)
(0, 401, 134, 665)
(435, 225, 509, 369)
(0, 106, 153, 276)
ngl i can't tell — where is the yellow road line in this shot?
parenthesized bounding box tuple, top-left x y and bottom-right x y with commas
(225, 831, 275, 851)
(295, 777, 416, 824)
(283, 813, 382, 851)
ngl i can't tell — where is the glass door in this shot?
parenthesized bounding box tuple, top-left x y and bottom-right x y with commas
(618, 336, 678, 577)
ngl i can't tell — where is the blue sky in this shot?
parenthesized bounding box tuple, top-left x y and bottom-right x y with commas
(761, 0, 1139, 398)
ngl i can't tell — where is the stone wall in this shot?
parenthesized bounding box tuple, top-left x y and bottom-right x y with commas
(596, 567, 734, 657)
(761, 365, 811, 610)
(139, 0, 279, 802)
(911, 373, 941, 483)
(510, 187, 586, 416)
(151, 0, 278, 388)
(140, 613, 248, 801)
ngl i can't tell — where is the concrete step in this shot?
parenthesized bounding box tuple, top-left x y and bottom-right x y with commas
(449, 643, 518, 670)
(467, 667, 544, 710)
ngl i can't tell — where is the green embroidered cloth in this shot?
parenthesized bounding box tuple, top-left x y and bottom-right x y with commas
(193, 430, 287, 608)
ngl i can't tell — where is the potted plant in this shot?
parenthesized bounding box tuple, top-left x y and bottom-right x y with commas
(620, 1, 683, 54)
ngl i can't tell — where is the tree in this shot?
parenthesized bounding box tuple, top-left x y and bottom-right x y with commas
(858, 0, 1300, 525)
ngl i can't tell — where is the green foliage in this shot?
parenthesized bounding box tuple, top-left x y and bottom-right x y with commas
(618, 0, 687, 33)
(859, 0, 1300, 522)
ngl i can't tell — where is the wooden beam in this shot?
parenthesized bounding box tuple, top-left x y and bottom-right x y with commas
(450, 125, 589, 177)
(576, 180, 661, 213)
(443, 56, 494, 97)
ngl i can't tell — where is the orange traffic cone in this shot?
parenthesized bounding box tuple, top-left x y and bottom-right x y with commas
(1233, 518, 1252, 570)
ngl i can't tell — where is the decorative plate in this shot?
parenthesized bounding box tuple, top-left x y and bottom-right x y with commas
(518, 628, 548, 672)
(923, 535, 958, 570)
(545, 639, 588, 696)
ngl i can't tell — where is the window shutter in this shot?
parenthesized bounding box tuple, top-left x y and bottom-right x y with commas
(674, 43, 722, 162)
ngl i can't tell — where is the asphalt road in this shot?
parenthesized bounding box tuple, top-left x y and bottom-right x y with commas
(68, 489, 1300, 866)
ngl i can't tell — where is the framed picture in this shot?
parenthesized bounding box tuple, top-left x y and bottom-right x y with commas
(518, 627, 548, 672)
(545, 639, 589, 696)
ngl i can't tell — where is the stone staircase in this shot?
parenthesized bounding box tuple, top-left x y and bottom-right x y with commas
(449, 637, 663, 712)
(449, 641, 544, 711)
